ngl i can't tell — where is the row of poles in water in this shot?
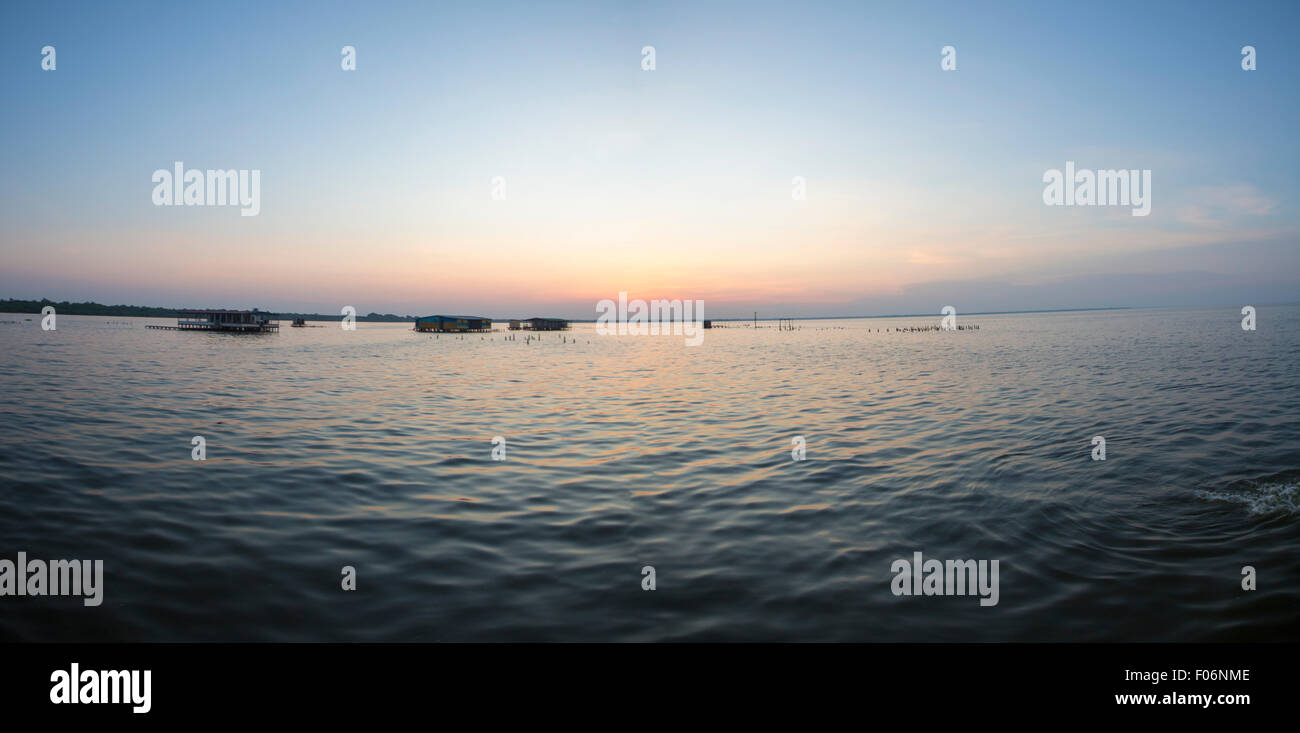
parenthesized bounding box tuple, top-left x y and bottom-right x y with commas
(426, 324, 981, 341)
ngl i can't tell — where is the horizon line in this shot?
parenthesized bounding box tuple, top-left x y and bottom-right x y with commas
(10, 297, 1300, 322)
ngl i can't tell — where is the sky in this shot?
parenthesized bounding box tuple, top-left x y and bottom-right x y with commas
(1, 0, 1297, 319)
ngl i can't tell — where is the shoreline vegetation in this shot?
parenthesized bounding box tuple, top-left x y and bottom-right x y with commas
(0, 299, 413, 323)
(0, 297, 1138, 323)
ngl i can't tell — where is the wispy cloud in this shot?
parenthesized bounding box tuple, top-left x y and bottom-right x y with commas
(1176, 184, 1278, 228)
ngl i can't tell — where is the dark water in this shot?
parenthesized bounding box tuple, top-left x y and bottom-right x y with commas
(0, 307, 1296, 641)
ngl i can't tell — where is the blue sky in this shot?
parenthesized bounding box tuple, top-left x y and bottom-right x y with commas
(1, 0, 1297, 318)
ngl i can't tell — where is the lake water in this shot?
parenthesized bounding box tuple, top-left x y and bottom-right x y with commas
(0, 306, 1296, 641)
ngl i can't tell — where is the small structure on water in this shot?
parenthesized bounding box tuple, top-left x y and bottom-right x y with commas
(509, 317, 570, 331)
(146, 308, 279, 333)
(414, 314, 492, 333)
(291, 318, 306, 327)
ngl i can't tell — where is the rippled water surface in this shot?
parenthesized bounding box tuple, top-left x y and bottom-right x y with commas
(1, 307, 1297, 641)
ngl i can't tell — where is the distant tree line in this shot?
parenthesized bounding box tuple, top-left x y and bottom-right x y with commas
(0, 299, 414, 322)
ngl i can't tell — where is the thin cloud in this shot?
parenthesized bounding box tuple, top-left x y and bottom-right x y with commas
(1176, 184, 1277, 228)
